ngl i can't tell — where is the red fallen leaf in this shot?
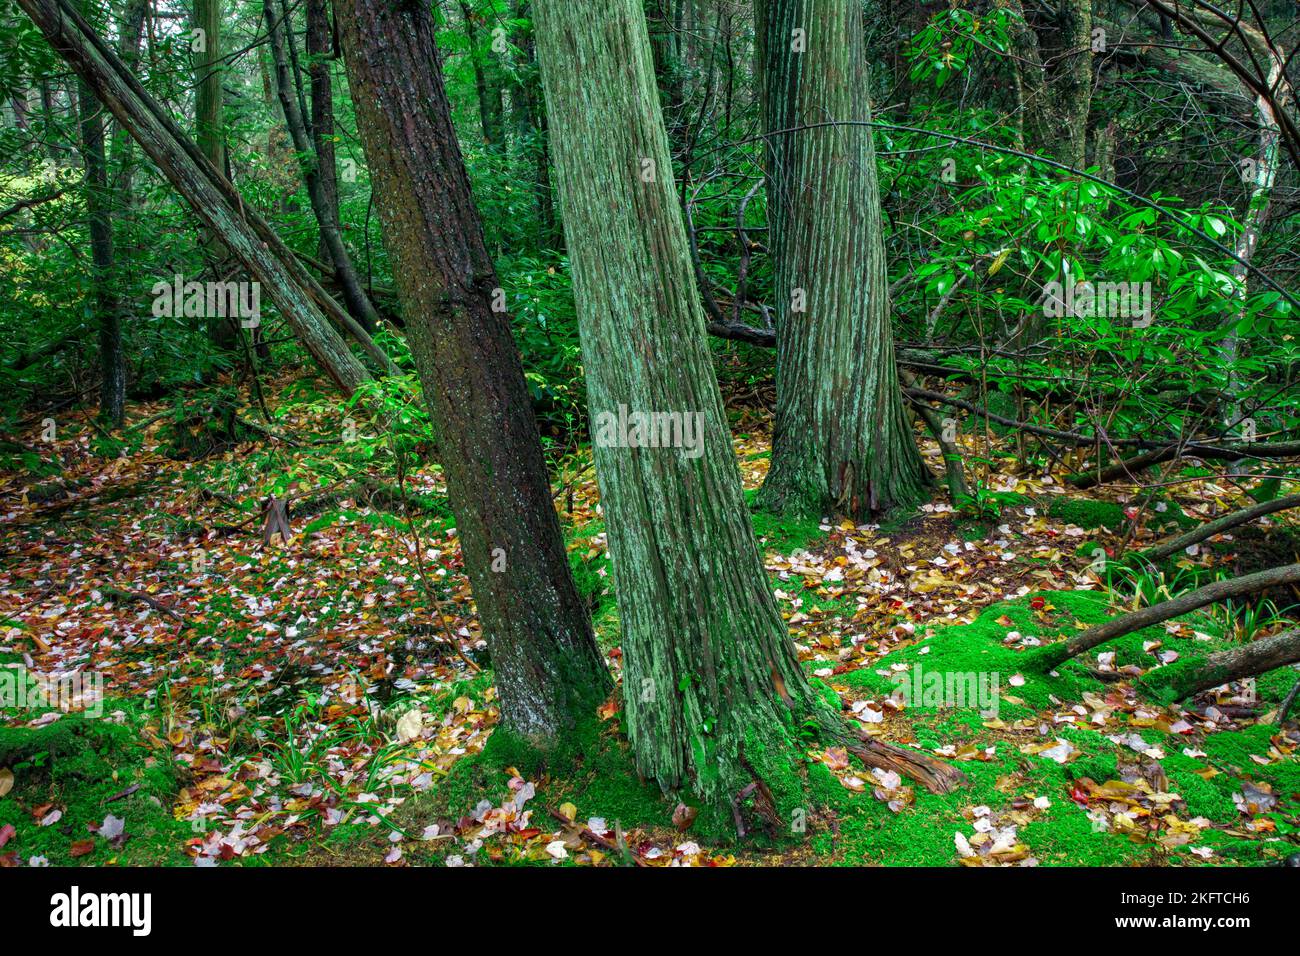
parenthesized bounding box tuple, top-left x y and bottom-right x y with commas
(0, 824, 15, 848)
(514, 828, 542, 840)
(0, 852, 18, 867)
(69, 840, 95, 858)
(1030, 596, 1046, 611)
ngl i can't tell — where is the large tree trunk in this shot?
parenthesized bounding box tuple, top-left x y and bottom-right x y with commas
(76, 49, 125, 427)
(754, 0, 930, 519)
(335, 0, 611, 744)
(18, 0, 373, 394)
(265, 0, 381, 332)
(533, 0, 824, 829)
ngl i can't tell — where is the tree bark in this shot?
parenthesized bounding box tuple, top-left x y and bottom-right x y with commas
(18, 0, 374, 394)
(534, 0, 827, 827)
(335, 0, 611, 744)
(76, 43, 125, 427)
(753, 0, 930, 519)
(265, 0, 381, 332)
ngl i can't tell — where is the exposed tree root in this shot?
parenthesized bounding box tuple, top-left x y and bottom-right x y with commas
(845, 736, 969, 795)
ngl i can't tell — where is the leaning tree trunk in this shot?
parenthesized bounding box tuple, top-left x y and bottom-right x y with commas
(754, 0, 930, 519)
(533, 0, 828, 831)
(18, 0, 373, 394)
(335, 0, 611, 744)
(265, 0, 381, 333)
(76, 53, 125, 427)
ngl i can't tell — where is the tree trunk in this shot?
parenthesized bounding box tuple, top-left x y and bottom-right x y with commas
(265, 0, 381, 332)
(335, 0, 611, 744)
(753, 0, 930, 519)
(76, 53, 125, 427)
(458, 0, 506, 150)
(193, 0, 236, 348)
(533, 0, 825, 829)
(18, 0, 373, 394)
(305, 0, 340, 260)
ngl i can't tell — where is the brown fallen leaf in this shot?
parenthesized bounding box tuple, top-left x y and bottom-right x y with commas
(0, 767, 13, 798)
(70, 839, 95, 858)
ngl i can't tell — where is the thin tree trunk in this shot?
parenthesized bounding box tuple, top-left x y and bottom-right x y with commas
(335, 0, 611, 744)
(1222, 50, 1285, 424)
(18, 0, 373, 394)
(754, 0, 930, 519)
(534, 0, 826, 827)
(458, 0, 505, 150)
(265, 0, 381, 333)
(76, 55, 125, 427)
(305, 0, 341, 259)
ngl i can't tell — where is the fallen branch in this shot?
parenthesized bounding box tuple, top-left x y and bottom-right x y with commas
(102, 586, 185, 623)
(846, 736, 968, 795)
(1138, 493, 1300, 563)
(1026, 563, 1300, 671)
(1141, 626, 1300, 701)
(1070, 441, 1300, 489)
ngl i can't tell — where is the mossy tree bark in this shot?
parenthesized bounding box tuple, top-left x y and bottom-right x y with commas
(753, 0, 930, 520)
(336, 0, 611, 745)
(533, 0, 830, 832)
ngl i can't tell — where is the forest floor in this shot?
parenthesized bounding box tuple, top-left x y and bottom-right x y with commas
(2, 371, 1298, 867)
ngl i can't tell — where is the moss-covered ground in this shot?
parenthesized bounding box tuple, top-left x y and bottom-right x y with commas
(3, 388, 1297, 867)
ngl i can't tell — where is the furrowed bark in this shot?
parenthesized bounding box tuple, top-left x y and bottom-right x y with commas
(754, 0, 930, 520)
(534, 0, 961, 829)
(535, 0, 818, 824)
(1028, 563, 1300, 671)
(336, 0, 611, 744)
(17, 0, 379, 393)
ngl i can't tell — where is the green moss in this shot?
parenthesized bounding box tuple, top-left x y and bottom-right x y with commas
(1201, 726, 1300, 797)
(1047, 498, 1127, 532)
(0, 711, 186, 866)
(749, 505, 826, 555)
